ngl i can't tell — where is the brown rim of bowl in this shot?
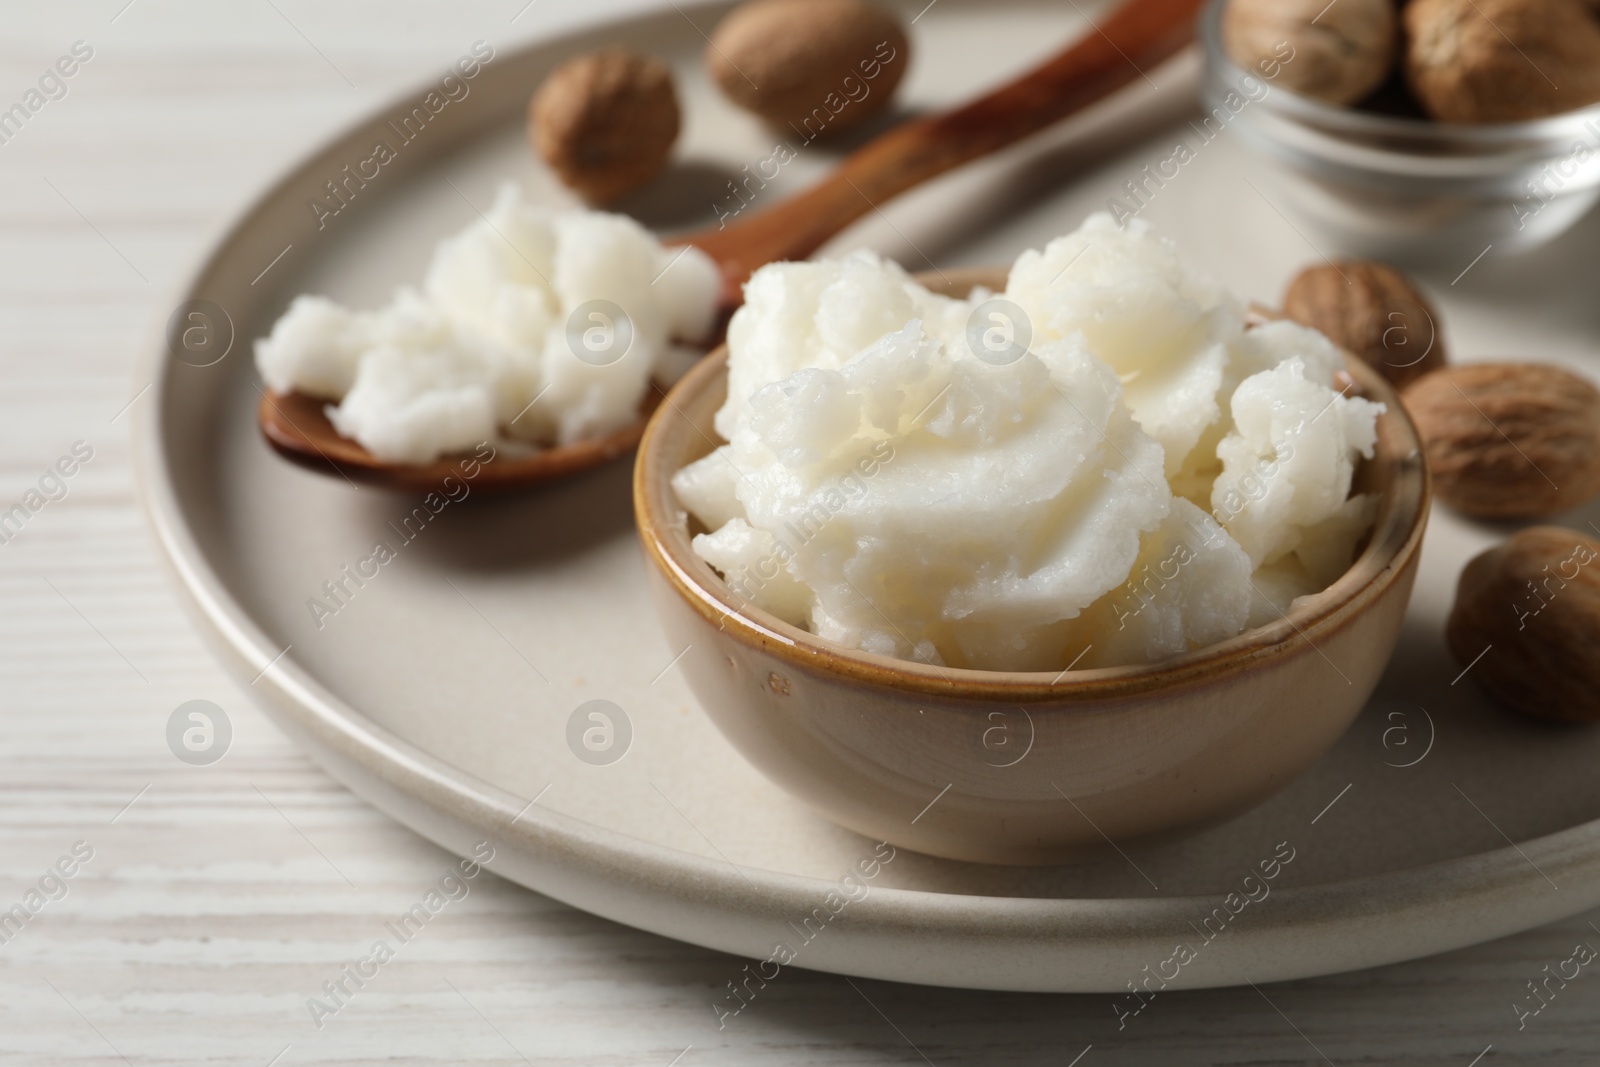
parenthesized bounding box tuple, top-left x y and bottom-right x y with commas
(634, 268, 1432, 702)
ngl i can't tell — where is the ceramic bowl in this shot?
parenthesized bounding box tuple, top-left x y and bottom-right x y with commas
(634, 269, 1430, 866)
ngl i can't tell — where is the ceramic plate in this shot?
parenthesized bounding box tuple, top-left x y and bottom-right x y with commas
(133, 0, 1600, 992)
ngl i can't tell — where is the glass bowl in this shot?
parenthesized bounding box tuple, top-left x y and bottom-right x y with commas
(1198, 0, 1600, 263)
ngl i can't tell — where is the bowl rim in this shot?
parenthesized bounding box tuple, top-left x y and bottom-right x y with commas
(1197, 0, 1600, 146)
(634, 267, 1432, 702)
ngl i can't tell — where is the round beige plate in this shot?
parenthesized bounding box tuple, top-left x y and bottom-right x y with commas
(133, 0, 1600, 992)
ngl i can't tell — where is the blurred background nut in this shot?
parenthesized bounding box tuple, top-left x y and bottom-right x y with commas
(530, 48, 680, 204)
(1402, 363, 1600, 519)
(1405, 0, 1600, 123)
(707, 0, 908, 135)
(1283, 260, 1447, 390)
(1222, 0, 1397, 106)
(1446, 527, 1600, 722)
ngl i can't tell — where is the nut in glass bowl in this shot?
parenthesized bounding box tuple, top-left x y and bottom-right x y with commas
(1199, 0, 1600, 263)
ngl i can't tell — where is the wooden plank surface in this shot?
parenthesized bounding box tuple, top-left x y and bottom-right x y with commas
(1, 1, 1597, 1063)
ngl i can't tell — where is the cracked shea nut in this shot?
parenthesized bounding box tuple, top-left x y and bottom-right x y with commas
(707, 0, 908, 135)
(1283, 261, 1447, 390)
(1223, 0, 1397, 106)
(530, 49, 680, 204)
(1447, 527, 1600, 722)
(1405, 0, 1600, 123)
(1403, 364, 1600, 519)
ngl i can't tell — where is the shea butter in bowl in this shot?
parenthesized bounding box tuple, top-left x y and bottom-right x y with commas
(634, 225, 1429, 866)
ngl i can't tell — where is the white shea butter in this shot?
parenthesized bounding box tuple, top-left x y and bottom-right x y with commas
(674, 215, 1383, 671)
(1007, 213, 1241, 478)
(255, 184, 720, 464)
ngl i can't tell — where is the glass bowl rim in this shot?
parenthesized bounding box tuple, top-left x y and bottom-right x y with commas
(1198, 0, 1600, 151)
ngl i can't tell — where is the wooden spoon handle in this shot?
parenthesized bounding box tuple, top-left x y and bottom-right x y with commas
(686, 0, 1206, 297)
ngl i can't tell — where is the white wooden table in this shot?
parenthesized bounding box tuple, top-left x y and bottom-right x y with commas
(3, 1, 1598, 1063)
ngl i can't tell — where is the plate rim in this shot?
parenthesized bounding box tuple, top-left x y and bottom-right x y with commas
(129, 1, 1600, 992)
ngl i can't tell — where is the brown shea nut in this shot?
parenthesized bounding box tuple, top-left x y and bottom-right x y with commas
(1222, 0, 1397, 106)
(530, 49, 680, 204)
(1402, 364, 1600, 519)
(1446, 527, 1600, 722)
(1283, 260, 1447, 390)
(1405, 0, 1600, 123)
(707, 0, 908, 135)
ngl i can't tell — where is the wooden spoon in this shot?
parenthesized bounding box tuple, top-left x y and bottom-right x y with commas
(259, 0, 1206, 492)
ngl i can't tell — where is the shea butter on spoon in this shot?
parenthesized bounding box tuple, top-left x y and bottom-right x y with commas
(256, 184, 721, 466)
(672, 215, 1384, 672)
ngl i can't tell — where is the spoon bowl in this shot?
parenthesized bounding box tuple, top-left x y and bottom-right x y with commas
(257, 386, 666, 493)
